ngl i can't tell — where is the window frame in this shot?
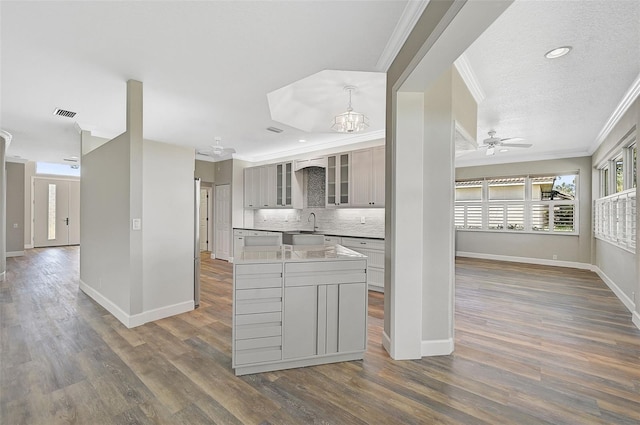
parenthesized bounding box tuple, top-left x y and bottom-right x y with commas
(455, 173, 579, 235)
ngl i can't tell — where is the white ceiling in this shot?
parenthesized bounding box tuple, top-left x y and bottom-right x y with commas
(455, 0, 640, 167)
(1, 1, 415, 163)
(2, 1, 639, 168)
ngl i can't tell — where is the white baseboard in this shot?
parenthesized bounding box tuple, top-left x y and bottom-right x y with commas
(421, 338, 454, 356)
(24, 244, 34, 250)
(128, 300, 194, 328)
(456, 251, 592, 270)
(80, 280, 132, 327)
(633, 310, 640, 330)
(79, 280, 194, 328)
(6, 251, 25, 257)
(0, 271, 5, 282)
(382, 330, 392, 357)
(592, 266, 636, 313)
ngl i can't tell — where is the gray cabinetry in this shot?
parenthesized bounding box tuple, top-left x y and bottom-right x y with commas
(341, 237, 384, 292)
(232, 255, 367, 375)
(326, 153, 350, 207)
(351, 146, 385, 208)
(233, 263, 283, 366)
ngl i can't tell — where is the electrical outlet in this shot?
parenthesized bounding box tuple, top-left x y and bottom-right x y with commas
(12, 223, 18, 229)
(552, 254, 558, 260)
(132, 218, 141, 230)
(360, 216, 366, 224)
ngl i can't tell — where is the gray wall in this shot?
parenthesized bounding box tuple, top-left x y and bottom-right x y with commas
(195, 159, 215, 183)
(81, 133, 132, 313)
(142, 140, 195, 312)
(591, 97, 639, 310)
(6, 162, 25, 254)
(455, 156, 592, 264)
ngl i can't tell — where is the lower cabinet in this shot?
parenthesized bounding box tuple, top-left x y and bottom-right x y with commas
(283, 281, 366, 360)
(341, 237, 384, 292)
(233, 258, 367, 375)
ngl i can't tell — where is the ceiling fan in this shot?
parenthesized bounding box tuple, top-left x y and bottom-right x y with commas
(480, 130, 532, 156)
(197, 137, 236, 158)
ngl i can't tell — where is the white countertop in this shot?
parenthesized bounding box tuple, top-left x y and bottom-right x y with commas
(235, 244, 366, 263)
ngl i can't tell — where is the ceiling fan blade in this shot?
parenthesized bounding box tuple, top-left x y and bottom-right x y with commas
(499, 137, 524, 143)
(500, 143, 532, 148)
(486, 146, 495, 156)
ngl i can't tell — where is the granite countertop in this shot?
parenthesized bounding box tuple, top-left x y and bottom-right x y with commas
(235, 244, 367, 264)
(234, 227, 384, 240)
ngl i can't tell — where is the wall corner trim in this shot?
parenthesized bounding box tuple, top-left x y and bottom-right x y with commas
(0, 271, 5, 282)
(128, 301, 194, 328)
(632, 311, 640, 330)
(421, 338, 454, 357)
(80, 280, 132, 327)
(24, 244, 34, 250)
(80, 280, 194, 328)
(382, 330, 392, 357)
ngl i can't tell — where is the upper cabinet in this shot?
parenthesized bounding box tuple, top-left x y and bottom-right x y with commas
(245, 161, 302, 209)
(350, 146, 385, 208)
(326, 153, 350, 207)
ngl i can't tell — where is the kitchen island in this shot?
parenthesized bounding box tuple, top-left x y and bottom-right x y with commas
(232, 244, 367, 375)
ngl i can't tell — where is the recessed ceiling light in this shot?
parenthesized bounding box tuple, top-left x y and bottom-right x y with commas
(298, 139, 306, 143)
(545, 46, 572, 59)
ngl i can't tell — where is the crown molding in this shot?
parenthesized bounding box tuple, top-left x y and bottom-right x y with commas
(454, 53, 486, 104)
(376, 1, 431, 72)
(589, 72, 640, 155)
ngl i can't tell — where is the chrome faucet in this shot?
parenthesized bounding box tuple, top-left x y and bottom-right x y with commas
(308, 212, 318, 232)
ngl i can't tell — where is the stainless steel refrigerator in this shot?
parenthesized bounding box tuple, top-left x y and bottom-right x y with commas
(194, 178, 201, 308)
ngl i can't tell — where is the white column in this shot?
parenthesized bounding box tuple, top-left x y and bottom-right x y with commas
(384, 92, 426, 359)
(0, 131, 10, 281)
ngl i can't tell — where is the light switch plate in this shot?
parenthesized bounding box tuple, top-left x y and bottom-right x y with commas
(360, 216, 366, 224)
(132, 218, 142, 230)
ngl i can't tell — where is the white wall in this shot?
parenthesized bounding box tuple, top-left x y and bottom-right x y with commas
(142, 140, 194, 312)
(595, 239, 636, 306)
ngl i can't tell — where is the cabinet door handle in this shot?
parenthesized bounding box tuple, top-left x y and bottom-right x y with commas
(360, 242, 366, 245)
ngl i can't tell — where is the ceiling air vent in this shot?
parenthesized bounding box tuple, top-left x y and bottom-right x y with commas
(53, 108, 77, 118)
(266, 126, 283, 133)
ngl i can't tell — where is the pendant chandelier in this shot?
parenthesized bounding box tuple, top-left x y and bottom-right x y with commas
(332, 86, 369, 133)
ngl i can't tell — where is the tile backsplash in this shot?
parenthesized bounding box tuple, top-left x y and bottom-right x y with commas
(253, 207, 385, 238)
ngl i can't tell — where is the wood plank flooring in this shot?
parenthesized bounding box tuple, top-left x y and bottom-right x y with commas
(1, 248, 639, 424)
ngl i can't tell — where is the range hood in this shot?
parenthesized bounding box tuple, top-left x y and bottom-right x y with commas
(294, 156, 327, 171)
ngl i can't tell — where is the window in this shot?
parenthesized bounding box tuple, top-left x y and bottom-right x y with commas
(595, 133, 637, 253)
(36, 161, 80, 177)
(455, 174, 577, 234)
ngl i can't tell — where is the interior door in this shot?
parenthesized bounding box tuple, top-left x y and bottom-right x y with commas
(199, 187, 210, 251)
(214, 184, 231, 261)
(33, 178, 80, 247)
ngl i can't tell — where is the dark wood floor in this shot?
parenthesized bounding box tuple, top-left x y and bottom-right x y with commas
(1, 248, 639, 424)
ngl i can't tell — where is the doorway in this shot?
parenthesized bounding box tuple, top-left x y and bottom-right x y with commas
(33, 178, 80, 247)
(199, 186, 212, 252)
(213, 184, 231, 261)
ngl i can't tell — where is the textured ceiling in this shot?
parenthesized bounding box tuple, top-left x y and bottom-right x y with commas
(455, 0, 640, 167)
(1, 1, 409, 163)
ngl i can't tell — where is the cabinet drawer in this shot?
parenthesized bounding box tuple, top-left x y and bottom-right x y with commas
(235, 263, 282, 276)
(236, 336, 281, 351)
(235, 348, 282, 365)
(342, 237, 385, 250)
(236, 287, 282, 301)
(236, 300, 282, 315)
(236, 277, 282, 290)
(236, 324, 282, 340)
(285, 260, 366, 274)
(235, 311, 281, 326)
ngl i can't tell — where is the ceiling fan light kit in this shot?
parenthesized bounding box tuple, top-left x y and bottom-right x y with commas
(481, 130, 532, 156)
(332, 86, 369, 133)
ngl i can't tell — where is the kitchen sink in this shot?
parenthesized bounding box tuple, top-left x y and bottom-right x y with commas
(282, 230, 323, 244)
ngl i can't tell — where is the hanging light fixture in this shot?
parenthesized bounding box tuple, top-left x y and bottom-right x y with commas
(332, 85, 369, 133)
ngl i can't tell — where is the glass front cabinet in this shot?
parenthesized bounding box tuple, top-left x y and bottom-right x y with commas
(326, 153, 350, 207)
(276, 162, 294, 207)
